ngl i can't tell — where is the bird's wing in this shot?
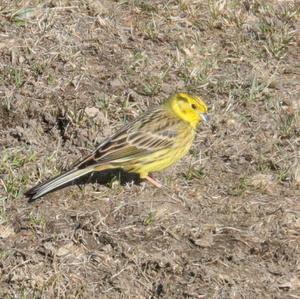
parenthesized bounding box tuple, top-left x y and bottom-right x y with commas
(73, 109, 180, 169)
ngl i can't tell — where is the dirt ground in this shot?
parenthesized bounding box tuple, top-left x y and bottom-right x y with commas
(0, 0, 299, 298)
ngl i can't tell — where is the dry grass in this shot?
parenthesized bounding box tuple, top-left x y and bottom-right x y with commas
(0, 0, 300, 298)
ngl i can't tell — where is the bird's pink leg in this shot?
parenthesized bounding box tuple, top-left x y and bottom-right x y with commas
(144, 175, 162, 188)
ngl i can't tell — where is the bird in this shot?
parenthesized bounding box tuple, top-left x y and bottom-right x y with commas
(25, 92, 208, 201)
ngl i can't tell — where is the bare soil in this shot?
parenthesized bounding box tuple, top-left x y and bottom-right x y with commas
(0, 1, 300, 298)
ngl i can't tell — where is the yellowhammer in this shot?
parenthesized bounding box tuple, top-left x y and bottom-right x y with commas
(25, 93, 208, 201)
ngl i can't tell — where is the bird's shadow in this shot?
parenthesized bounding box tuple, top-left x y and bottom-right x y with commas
(76, 168, 141, 187)
(28, 169, 141, 202)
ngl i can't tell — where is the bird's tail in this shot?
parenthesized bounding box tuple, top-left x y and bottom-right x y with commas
(25, 167, 95, 201)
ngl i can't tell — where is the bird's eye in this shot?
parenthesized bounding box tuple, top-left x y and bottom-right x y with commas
(191, 104, 197, 110)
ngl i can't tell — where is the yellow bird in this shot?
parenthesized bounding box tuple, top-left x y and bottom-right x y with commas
(25, 93, 208, 201)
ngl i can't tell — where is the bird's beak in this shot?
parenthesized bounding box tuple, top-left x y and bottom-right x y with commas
(200, 113, 209, 122)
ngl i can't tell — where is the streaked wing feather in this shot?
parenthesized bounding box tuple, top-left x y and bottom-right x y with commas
(74, 108, 180, 168)
(94, 130, 175, 164)
(158, 130, 178, 138)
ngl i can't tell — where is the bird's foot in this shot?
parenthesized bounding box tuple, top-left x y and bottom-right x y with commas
(144, 175, 163, 188)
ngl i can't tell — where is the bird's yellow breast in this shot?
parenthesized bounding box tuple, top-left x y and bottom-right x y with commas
(125, 125, 195, 178)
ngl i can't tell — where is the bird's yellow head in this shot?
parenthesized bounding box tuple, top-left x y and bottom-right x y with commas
(168, 93, 208, 128)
